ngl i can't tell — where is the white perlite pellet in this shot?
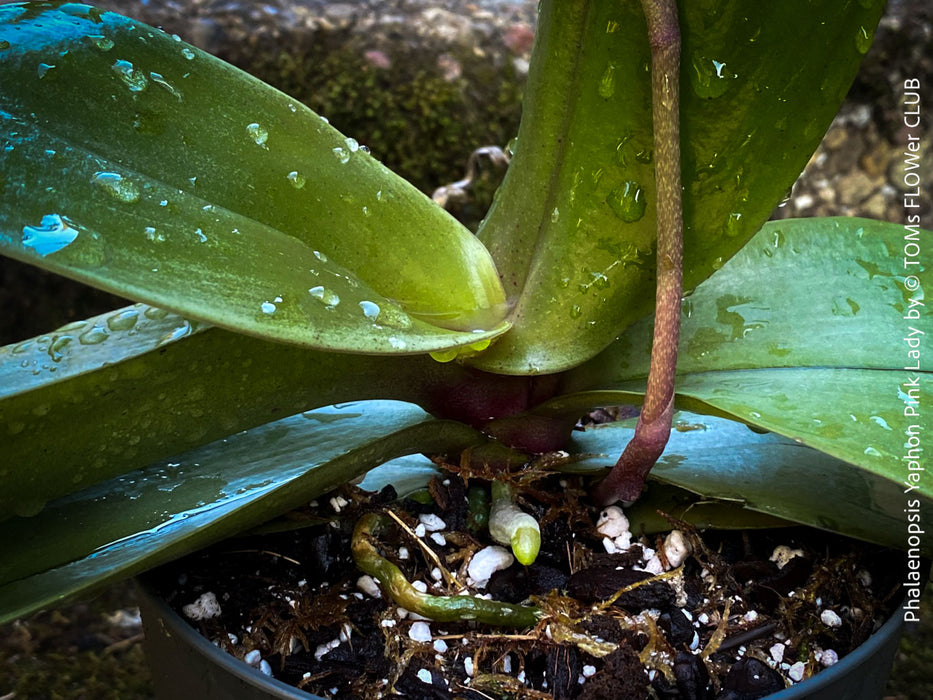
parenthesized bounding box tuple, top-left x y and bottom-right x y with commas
(770, 545, 805, 570)
(417, 668, 433, 684)
(788, 661, 807, 682)
(596, 505, 633, 551)
(314, 639, 340, 661)
(409, 621, 432, 643)
(467, 546, 514, 588)
(419, 513, 447, 531)
(820, 609, 843, 628)
(356, 575, 381, 598)
(182, 591, 222, 620)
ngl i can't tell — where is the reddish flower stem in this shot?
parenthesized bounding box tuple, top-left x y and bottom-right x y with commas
(594, 0, 683, 505)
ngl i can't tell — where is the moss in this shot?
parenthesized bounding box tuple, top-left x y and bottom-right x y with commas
(211, 29, 524, 197)
(885, 581, 933, 700)
(0, 582, 152, 700)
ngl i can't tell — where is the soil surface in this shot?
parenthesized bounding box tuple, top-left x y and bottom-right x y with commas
(150, 470, 909, 699)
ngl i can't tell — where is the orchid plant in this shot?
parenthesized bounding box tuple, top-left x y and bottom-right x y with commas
(0, 0, 928, 625)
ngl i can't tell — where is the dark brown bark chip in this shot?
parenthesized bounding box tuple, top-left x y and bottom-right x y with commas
(737, 556, 813, 608)
(716, 657, 785, 700)
(427, 475, 469, 532)
(395, 664, 453, 699)
(578, 644, 649, 700)
(566, 565, 675, 612)
(660, 608, 696, 648)
(672, 651, 711, 700)
(580, 614, 630, 646)
(319, 631, 392, 677)
(590, 547, 647, 569)
(487, 562, 568, 603)
(546, 645, 582, 700)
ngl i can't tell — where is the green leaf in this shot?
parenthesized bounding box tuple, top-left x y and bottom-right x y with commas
(471, 0, 885, 374)
(0, 400, 485, 624)
(564, 412, 933, 556)
(0, 303, 490, 515)
(565, 218, 932, 501)
(0, 3, 507, 352)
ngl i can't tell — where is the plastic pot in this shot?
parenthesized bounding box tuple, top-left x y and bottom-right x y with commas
(136, 574, 909, 700)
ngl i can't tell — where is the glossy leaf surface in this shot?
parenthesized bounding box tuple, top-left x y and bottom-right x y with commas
(565, 218, 932, 501)
(0, 3, 507, 352)
(472, 0, 884, 374)
(0, 401, 485, 624)
(566, 413, 933, 556)
(0, 303, 493, 514)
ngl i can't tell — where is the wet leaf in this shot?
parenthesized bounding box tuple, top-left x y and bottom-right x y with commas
(472, 0, 885, 373)
(0, 401, 484, 624)
(0, 3, 507, 352)
(564, 218, 932, 502)
(565, 413, 933, 556)
(0, 304, 488, 514)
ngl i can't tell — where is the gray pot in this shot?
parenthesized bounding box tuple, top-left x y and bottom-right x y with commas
(137, 574, 909, 700)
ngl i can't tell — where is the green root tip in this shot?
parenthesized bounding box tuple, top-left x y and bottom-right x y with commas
(511, 526, 541, 566)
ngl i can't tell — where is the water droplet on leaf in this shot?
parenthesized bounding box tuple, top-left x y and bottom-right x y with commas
(149, 71, 181, 100)
(107, 308, 139, 331)
(598, 62, 617, 98)
(112, 59, 148, 92)
(91, 171, 140, 203)
(309, 286, 340, 308)
(47, 335, 72, 362)
(87, 34, 114, 51)
(724, 212, 743, 237)
(359, 300, 380, 319)
(22, 214, 79, 256)
(855, 26, 872, 54)
(607, 181, 646, 222)
(690, 52, 738, 98)
(287, 170, 306, 188)
(430, 348, 460, 363)
(79, 325, 109, 345)
(260, 301, 277, 315)
(246, 122, 268, 148)
(144, 307, 170, 320)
